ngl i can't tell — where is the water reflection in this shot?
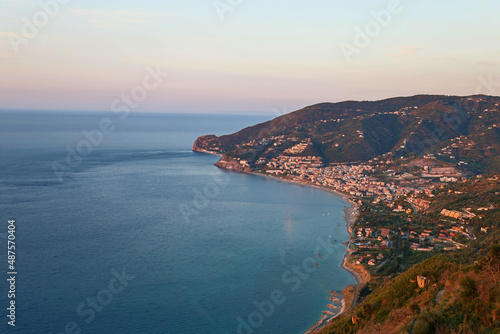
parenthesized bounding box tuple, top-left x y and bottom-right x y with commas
(284, 212, 294, 238)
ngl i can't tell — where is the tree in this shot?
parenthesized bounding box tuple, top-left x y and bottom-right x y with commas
(459, 276, 477, 302)
(410, 302, 421, 315)
(482, 245, 500, 288)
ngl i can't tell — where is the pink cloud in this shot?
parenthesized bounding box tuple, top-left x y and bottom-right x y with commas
(393, 46, 422, 57)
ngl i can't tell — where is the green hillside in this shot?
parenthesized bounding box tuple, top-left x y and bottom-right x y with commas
(317, 177, 500, 334)
(193, 95, 500, 175)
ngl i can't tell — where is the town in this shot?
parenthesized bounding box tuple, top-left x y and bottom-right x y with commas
(226, 136, 498, 273)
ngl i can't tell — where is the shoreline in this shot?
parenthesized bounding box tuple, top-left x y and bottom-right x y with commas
(304, 200, 367, 334)
(233, 171, 369, 283)
(195, 151, 369, 333)
(246, 171, 355, 204)
(258, 176, 372, 331)
(209, 162, 369, 332)
(192, 149, 223, 157)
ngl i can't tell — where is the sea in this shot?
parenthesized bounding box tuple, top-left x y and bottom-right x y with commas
(0, 110, 355, 334)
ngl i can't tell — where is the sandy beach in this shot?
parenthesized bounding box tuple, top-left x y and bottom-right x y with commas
(254, 174, 369, 284)
(304, 199, 368, 334)
(245, 172, 370, 333)
(256, 174, 373, 333)
(340, 203, 370, 285)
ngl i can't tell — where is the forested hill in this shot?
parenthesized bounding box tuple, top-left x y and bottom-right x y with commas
(193, 95, 500, 175)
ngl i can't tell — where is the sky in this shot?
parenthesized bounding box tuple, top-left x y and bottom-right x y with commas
(0, 0, 499, 114)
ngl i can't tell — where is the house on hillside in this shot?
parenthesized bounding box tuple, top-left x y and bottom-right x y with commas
(417, 276, 431, 288)
(380, 228, 391, 238)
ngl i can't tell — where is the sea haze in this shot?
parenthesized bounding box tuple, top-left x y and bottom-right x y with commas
(0, 111, 355, 334)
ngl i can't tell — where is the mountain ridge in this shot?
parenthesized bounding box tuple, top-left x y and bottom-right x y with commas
(193, 94, 500, 175)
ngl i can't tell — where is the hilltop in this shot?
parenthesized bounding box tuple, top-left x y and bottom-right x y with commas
(193, 95, 500, 175)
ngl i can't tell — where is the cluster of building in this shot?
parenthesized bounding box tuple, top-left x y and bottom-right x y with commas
(441, 209, 475, 220)
(407, 198, 431, 211)
(232, 134, 496, 268)
(408, 227, 468, 252)
(348, 228, 393, 266)
(353, 252, 386, 267)
(265, 155, 323, 174)
(284, 139, 311, 154)
(422, 166, 463, 183)
(437, 135, 473, 158)
(267, 163, 418, 203)
(253, 145, 463, 205)
(236, 135, 298, 149)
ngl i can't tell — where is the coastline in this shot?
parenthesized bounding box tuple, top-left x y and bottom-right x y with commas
(259, 176, 373, 331)
(220, 166, 369, 331)
(194, 150, 369, 333)
(192, 149, 223, 157)
(247, 172, 354, 204)
(304, 199, 368, 334)
(239, 172, 370, 285)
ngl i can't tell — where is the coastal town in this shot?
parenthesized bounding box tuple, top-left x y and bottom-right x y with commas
(193, 94, 500, 333)
(218, 137, 497, 276)
(218, 144, 499, 332)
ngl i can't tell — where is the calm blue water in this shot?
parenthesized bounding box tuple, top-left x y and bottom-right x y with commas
(0, 111, 355, 334)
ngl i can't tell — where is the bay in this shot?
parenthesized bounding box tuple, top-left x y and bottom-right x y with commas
(0, 111, 355, 334)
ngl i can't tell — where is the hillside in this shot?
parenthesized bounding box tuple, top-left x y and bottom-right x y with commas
(193, 95, 500, 175)
(315, 176, 500, 334)
(192, 95, 500, 333)
(318, 249, 499, 334)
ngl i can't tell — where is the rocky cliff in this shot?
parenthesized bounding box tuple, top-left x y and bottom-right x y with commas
(192, 135, 223, 155)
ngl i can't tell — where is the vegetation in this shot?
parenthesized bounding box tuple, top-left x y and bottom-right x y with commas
(318, 246, 499, 333)
(317, 177, 500, 334)
(195, 95, 500, 175)
(193, 95, 500, 333)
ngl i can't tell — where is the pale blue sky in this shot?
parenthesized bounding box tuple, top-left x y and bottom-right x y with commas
(0, 0, 499, 113)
